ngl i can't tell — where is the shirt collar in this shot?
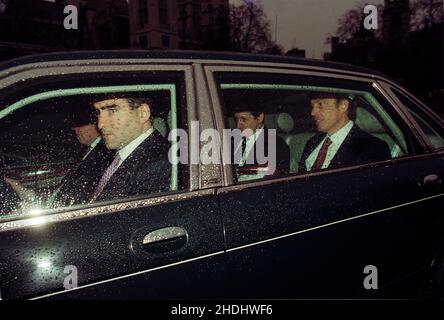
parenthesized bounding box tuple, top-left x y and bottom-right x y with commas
(327, 120, 354, 147)
(89, 136, 101, 149)
(82, 136, 101, 160)
(117, 127, 154, 163)
(246, 125, 264, 142)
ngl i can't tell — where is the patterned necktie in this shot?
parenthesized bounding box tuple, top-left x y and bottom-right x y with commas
(90, 153, 121, 201)
(312, 137, 332, 170)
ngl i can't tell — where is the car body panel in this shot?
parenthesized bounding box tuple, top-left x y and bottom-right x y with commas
(0, 51, 442, 299)
(0, 190, 225, 299)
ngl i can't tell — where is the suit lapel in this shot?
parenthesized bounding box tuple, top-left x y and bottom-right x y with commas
(329, 125, 358, 167)
(302, 133, 326, 169)
(99, 131, 160, 196)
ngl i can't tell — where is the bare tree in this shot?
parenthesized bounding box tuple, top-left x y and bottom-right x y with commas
(336, 5, 364, 40)
(335, 3, 384, 40)
(263, 43, 284, 55)
(410, 0, 444, 30)
(229, 0, 278, 53)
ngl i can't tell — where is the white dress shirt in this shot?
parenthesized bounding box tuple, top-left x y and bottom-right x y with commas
(236, 126, 265, 166)
(235, 126, 266, 182)
(306, 121, 354, 171)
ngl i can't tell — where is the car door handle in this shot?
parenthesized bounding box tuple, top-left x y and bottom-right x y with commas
(141, 227, 188, 253)
(420, 174, 442, 190)
(423, 174, 442, 185)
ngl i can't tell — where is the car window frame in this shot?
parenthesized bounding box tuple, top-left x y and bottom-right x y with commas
(378, 80, 444, 152)
(203, 63, 432, 188)
(0, 60, 220, 227)
(1, 83, 182, 191)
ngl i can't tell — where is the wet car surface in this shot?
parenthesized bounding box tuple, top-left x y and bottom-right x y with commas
(0, 51, 443, 299)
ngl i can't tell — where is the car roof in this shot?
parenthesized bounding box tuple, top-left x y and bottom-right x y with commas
(0, 50, 387, 78)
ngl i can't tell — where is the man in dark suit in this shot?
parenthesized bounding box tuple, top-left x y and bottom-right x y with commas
(52, 119, 114, 207)
(232, 105, 290, 181)
(53, 113, 113, 207)
(299, 92, 391, 172)
(89, 97, 170, 203)
(3, 109, 114, 209)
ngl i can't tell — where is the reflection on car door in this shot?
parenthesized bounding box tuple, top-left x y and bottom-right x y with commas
(0, 191, 225, 299)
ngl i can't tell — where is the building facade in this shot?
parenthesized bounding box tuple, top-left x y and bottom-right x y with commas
(382, 0, 411, 46)
(129, 0, 229, 50)
(0, 0, 129, 61)
(62, 0, 129, 49)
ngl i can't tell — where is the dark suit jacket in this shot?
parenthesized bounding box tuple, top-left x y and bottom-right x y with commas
(299, 125, 391, 172)
(54, 138, 114, 206)
(92, 130, 171, 203)
(233, 128, 290, 178)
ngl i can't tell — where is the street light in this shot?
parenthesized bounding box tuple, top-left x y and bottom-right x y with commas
(179, 7, 187, 49)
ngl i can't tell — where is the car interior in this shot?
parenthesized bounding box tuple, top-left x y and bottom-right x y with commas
(223, 87, 408, 174)
(0, 86, 183, 216)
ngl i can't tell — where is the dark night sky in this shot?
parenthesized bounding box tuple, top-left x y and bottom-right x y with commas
(232, 0, 385, 58)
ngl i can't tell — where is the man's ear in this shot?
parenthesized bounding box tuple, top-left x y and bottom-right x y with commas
(338, 99, 349, 115)
(258, 112, 265, 125)
(139, 103, 151, 123)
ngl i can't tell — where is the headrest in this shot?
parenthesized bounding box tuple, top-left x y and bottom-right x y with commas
(265, 112, 294, 133)
(355, 107, 385, 134)
(153, 117, 167, 137)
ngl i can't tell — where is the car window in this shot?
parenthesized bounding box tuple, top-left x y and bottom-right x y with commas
(0, 73, 188, 220)
(391, 88, 444, 150)
(215, 72, 411, 183)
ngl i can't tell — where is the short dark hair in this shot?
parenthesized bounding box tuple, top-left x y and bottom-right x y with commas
(249, 111, 264, 119)
(127, 97, 155, 122)
(126, 97, 153, 110)
(232, 103, 264, 119)
(71, 105, 95, 127)
(91, 95, 155, 121)
(310, 92, 356, 121)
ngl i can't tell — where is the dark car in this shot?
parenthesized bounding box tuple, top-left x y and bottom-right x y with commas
(0, 51, 443, 300)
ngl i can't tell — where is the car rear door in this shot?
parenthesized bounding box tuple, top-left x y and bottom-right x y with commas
(0, 58, 225, 299)
(205, 64, 444, 298)
(380, 81, 444, 293)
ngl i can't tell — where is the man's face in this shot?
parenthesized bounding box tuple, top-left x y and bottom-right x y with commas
(72, 124, 99, 146)
(310, 98, 347, 134)
(234, 112, 264, 138)
(94, 98, 146, 150)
